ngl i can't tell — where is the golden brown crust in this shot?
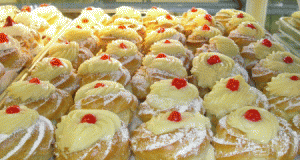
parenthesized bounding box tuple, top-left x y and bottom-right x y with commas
(0, 48, 32, 71)
(252, 62, 279, 91)
(71, 47, 94, 70)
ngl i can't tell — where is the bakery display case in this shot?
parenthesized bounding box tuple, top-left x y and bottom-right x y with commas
(0, 1, 300, 159)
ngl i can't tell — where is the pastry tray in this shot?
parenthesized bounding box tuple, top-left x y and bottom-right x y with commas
(276, 17, 300, 46)
(273, 33, 300, 57)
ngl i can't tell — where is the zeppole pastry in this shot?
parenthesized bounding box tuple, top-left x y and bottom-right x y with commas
(143, 27, 186, 53)
(145, 14, 183, 33)
(0, 105, 55, 160)
(101, 39, 143, 76)
(70, 80, 138, 125)
(252, 51, 300, 91)
(214, 9, 240, 27)
(27, 57, 80, 95)
(264, 73, 300, 122)
(195, 35, 244, 66)
(1, 78, 73, 123)
(181, 7, 208, 25)
(0, 33, 32, 71)
(203, 75, 269, 131)
(287, 11, 300, 30)
(71, 14, 103, 32)
(213, 106, 298, 160)
(95, 25, 143, 52)
(47, 41, 94, 70)
(138, 78, 205, 122)
(228, 21, 265, 50)
(0, 5, 20, 25)
(241, 38, 286, 73)
(131, 111, 214, 160)
(111, 6, 142, 23)
(190, 52, 248, 97)
(80, 6, 111, 26)
(77, 54, 131, 87)
(186, 24, 222, 53)
(143, 6, 169, 27)
(112, 18, 146, 39)
(148, 39, 194, 70)
(131, 53, 188, 100)
(55, 109, 130, 160)
(32, 4, 63, 25)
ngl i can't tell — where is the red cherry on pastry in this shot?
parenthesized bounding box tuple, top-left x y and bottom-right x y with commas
(164, 40, 171, 43)
(40, 3, 49, 7)
(172, 78, 187, 89)
(226, 78, 240, 91)
(246, 23, 256, 29)
(65, 41, 69, 44)
(152, 6, 157, 9)
(166, 14, 172, 20)
(3, 16, 16, 27)
(207, 55, 221, 65)
(86, 7, 93, 10)
(76, 25, 82, 29)
(262, 39, 272, 48)
(157, 27, 165, 33)
(156, 53, 167, 58)
(120, 42, 127, 49)
(100, 54, 111, 61)
(202, 24, 210, 31)
(290, 76, 299, 81)
(6, 105, 20, 114)
(94, 83, 106, 88)
(204, 14, 212, 22)
(0, 33, 9, 43)
(42, 35, 46, 39)
(168, 111, 182, 122)
(50, 58, 63, 67)
(244, 109, 261, 122)
(29, 78, 41, 84)
(237, 13, 244, 18)
(118, 25, 126, 29)
(191, 7, 197, 12)
(82, 18, 89, 23)
(283, 56, 293, 63)
(81, 114, 97, 124)
(21, 6, 31, 12)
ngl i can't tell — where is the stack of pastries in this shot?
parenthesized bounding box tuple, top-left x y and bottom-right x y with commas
(0, 4, 300, 160)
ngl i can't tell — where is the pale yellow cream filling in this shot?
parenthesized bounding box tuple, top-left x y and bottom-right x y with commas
(266, 73, 300, 97)
(142, 54, 187, 78)
(145, 8, 169, 18)
(96, 25, 142, 42)
(146, 112, 211, 135)
(191, 52, 235, 88)
(156, 15, 180, 25)
(74, 80, 125, 102)
(48, 42, 79, 62)
(81, 7, 105, 20)
(236, 21, 265, 39)
(193, 14, 216, 26)
(146, 79, 199, 110)
(77, 56, 121, 75)
(227, 106, 279, 144)
(56, 109, 121, 153)
(0, 105, 39, 135)
(253, 39, 286, 60)
(185, 8, 208, 20)
(209, 35, 239, 57)
(149, 39, 186, 56)
(0, 23, 33, 39)
(203, 75, 258, 118)
(63, 28, 93, 42)
(291, 11, 300, 19)
(227, 12, 256, 27)
(30, 57, 73, 81)
(115, 6, 141, 20)
(261, 51, 300, 73)
(0, 34, 20, 51)
(191, 25, 221, 39)
(7, 80, 56, 102)
(144, 28, 179, 46)
(105, 40, 138, 57)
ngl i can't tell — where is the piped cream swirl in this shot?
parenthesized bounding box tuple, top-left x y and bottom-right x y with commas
(149, 39, 186, 56)
(48, 42, 79, 62)
(209, 35, 239, 57)
(235, 21, 265, 39)
(106, 40, 138, 57)
(266, 73, 300, 97)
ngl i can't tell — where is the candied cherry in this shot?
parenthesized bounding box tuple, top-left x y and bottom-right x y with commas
(119, 42, 127, 49)
(156, 53, 167, 58)
(202, 24, 210, 31)
(0, 33, 9, 43)
(191, 7, 197, 12)
(207, 55, 221, 65)
(6, 105, 20, 114)
(81, 114, 97, 124)
(21, 6, 31, 12)
(168, 111, 182, 122)
(50, 58, 63, 67)
(40, 4, 49, 7)
(204, 14, 212, 22)
(247, 23, 256, 29)
(244, 109, 261, 122)
(164, 40, 171, 43)
(29, 78, 41, 84)
(76, 25, 82, 29)
(166, 14, 172, 20)
(94, 83, 106, 88)
(100, 54, 111, 61)
(157, 27, 165, 33)
(237, 13, 244, 18)
(290, 76, 299, 81)
(118, 25, 126, 29)
(172, 78, 187, 89)
(3, 16, 16, 27)
(226, 78, 240, 91)
(82, 18, 89, 23)
(86, 7, 93, 10)
(262, 39, 272, 48)
(65, 41, 69, 44)
(283, 56, 293, 64)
